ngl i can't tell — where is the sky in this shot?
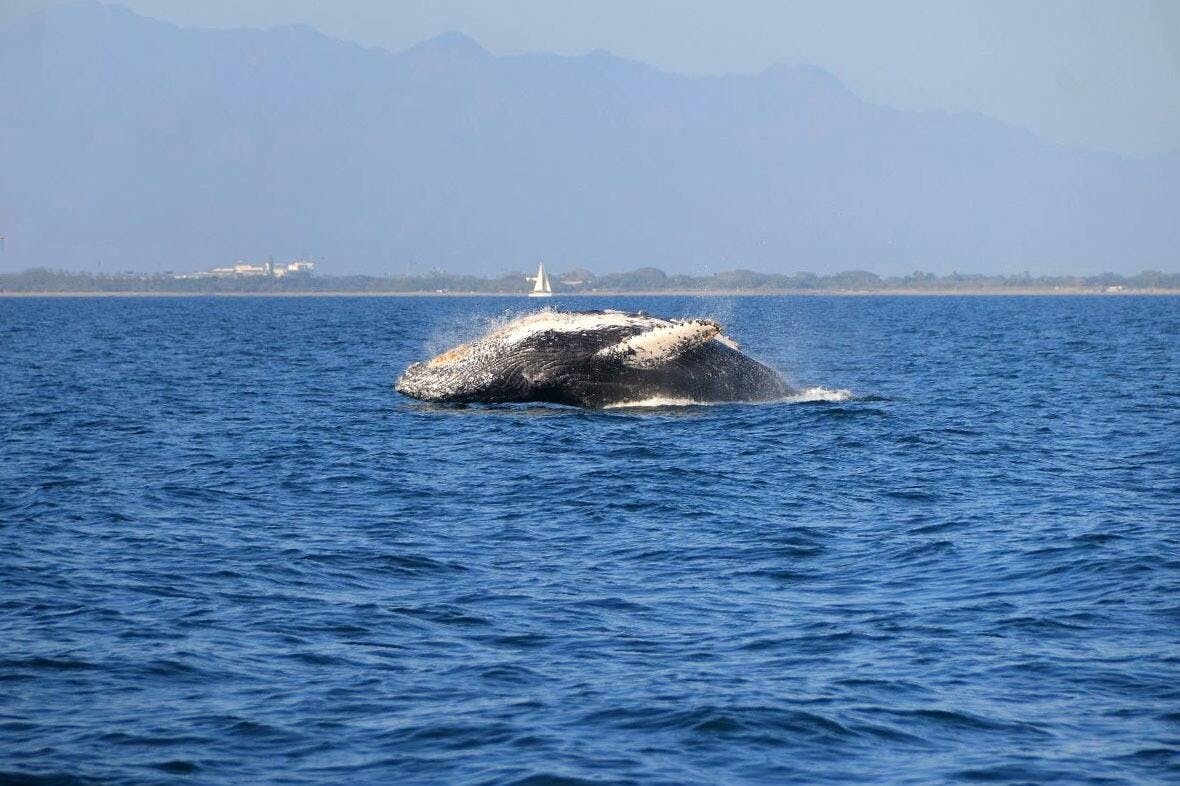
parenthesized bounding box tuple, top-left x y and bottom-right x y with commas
(5, 0, 1178, 156)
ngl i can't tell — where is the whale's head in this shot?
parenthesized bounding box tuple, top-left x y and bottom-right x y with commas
(394, 338, 512, 403)
(395, 310, 771, 407)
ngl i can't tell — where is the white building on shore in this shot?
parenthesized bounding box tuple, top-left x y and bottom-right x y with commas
(175, 259, 316, 279)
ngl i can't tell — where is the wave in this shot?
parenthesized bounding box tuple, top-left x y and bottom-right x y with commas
(603, 396, 702, 409)
(787, 386, 855, 403)
(604, 386, 855, 409)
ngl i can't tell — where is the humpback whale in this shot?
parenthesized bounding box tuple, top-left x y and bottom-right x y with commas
(395, 310, 790, 408)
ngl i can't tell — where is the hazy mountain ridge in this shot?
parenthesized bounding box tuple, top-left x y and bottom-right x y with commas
(1, 1, 1176, 275)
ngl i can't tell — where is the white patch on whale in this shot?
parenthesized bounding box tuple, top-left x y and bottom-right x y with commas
(444, 309, 740, 362)
(596, 320, 721, 368)
(495, 309, 668, 345)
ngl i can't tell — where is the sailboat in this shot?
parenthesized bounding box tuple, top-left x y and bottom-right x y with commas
(527, 261, 553, 297)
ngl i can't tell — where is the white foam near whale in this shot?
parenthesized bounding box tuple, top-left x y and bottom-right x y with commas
(788, 386, 855, 403)
(603, 386, 855, 409)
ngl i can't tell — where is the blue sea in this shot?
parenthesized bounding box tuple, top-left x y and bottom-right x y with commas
(1, 294, 1178, 785)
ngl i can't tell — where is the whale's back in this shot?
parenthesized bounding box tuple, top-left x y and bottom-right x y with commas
(396, 309, 789, 407)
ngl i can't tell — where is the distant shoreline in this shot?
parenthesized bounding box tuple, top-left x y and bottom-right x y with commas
(6, 266, 1176, 297)
(3, 288, 1178, 297)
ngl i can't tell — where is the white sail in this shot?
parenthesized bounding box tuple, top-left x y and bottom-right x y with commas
(528, 261, 552, 297)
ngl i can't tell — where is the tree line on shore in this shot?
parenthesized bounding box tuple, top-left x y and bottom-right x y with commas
(2, 267, 1178, 293)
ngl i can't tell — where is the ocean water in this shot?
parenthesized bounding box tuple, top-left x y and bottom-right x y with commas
(1, 294, 1178, 785)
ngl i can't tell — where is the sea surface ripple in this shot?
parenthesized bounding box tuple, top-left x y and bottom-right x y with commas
(1, 294, 1178, 785)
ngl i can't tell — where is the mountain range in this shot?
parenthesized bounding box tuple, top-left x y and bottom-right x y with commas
(1, 1, 1176, 275)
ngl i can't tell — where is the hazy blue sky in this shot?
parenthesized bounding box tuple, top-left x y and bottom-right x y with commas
(5, 0, 1179, 155)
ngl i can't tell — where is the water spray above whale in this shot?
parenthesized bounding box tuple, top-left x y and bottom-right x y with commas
(395, 310, 791, 408)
